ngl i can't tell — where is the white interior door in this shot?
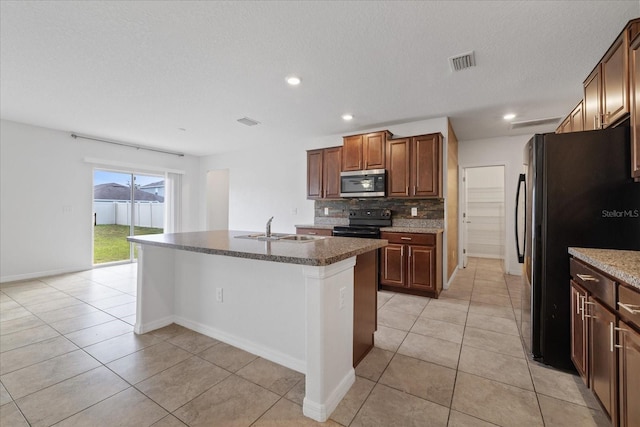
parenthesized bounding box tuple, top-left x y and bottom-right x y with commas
(464, 165, 506, 260)
(462, 169, 469, 268)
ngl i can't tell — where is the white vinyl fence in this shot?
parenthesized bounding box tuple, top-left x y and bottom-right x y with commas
(94, 201, 164, 229)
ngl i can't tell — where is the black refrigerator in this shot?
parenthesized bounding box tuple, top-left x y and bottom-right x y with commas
(515, 125, 640, 370)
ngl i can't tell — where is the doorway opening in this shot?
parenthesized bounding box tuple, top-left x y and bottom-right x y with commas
(93, 169, 165, 265)
(462, 165, 506, 266)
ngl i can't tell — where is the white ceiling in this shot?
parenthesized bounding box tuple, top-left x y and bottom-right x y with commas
(1, 1, 638, 156)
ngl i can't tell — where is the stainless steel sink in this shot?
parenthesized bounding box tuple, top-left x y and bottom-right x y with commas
(235, 233, 289, 241)
(234, 233, 328, 242)
(278, 235, 327, 242)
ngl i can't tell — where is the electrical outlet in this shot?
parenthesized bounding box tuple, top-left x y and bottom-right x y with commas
(411, 207, 418, 217)
(339, 287, 346, 309)
(216, 287, 223, 303)
(324, 207, 329, 216)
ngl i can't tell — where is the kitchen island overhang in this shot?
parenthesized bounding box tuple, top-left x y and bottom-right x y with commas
(127, 230, 386, 422)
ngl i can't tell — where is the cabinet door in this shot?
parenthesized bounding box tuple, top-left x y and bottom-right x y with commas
(589, 298, 617, 421)
(407, 245, 434, 291)
(570, 100, 584, 132)
(307, 149, 323, 199)
(386, 138, 410, 197)
(411, 134, 442, 197)
(323, 146, 342, 198)
(342, 135, 363, 171)
(618, 321, 640, 427)
(584, 66, 602, 130)
(363, 132, 386, 170)
(570, 281, 588, 384)
(380, 244, 405, 288)
(601, 32, 629, 128)
(630, 34, 640, 179)
(556, 115, 571, 134)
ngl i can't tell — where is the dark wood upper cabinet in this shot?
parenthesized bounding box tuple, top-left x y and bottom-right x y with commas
(306, 146, 342, 199)
(342, 135, 363, 171)
(412, 133, 442, 198)
(571, 100, 584, 132)
(386, 133, 442, 199)
(584, 65, 602, 131)
(342, 131, 390, 171)
(306, 149, 323, 199)
(556, 101, 584, 134)
(323, 146, 342, 198)
(363, 131, 387, 169)
(601, 31, 629, 128)
(386, 138, 411, 197)
(582, 19, 639, 130)
(630, 31, 640, 179)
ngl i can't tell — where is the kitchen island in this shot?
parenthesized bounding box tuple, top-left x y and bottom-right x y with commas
(127, 230, 386, 422)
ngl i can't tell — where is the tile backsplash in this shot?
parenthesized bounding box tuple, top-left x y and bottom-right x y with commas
(314, 198, 444, 228)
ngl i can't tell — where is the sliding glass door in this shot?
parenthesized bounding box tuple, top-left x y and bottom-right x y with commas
(93, 169, 165, 264)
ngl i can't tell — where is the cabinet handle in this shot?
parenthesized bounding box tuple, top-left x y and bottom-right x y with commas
(400, 237, 412, 241)
(580, 295, 586, 321)
(401, 246, 404, 257)
(594, 114, 600, 129)
(583, 300, 596, 318)
(307, 232, 317, 235)
(610, 322, 614, 352)
(575, 292, 580, 315)
(413, 185, 417, 196)
(406, 186, 409, 195)
(576, 274, 598, 282)
(614, 326, 628, 349)
(618, 302, 640, 314)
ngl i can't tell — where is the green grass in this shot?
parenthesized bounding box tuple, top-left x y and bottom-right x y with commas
(94, 224, 163, 264)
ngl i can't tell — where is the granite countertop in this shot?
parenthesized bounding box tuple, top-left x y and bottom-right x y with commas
(128, 230, 387, 267)
(569, 247, 640, 290)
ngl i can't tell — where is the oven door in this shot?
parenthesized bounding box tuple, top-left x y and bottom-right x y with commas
(332, 226, 380, 239)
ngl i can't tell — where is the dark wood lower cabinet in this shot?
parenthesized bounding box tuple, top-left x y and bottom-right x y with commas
(588, 298, 617, 423)
(618, 321, 640, 427)
(570, 281, 588, 384)
(380, 244, 404, 287)
(379, 232, 442, 298)
(570, 256, 640, 427)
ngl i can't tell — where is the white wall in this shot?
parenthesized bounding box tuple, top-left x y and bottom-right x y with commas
(0, 119, 200, 282)
(458, 134, 530, 275)
(198, 117, 450, 233)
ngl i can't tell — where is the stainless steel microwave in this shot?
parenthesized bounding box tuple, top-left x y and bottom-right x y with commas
(340, 169, 386, 198)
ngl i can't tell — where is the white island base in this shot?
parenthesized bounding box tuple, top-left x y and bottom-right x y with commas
(135, 244, 357, 422)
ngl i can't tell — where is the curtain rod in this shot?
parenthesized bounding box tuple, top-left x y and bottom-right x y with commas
(71, 133, 185, 157)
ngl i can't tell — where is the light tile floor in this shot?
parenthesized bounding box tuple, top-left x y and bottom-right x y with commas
(0, 258, 610, 426)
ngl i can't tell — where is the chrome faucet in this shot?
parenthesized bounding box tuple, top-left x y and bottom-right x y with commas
(266, 216, 274, 238)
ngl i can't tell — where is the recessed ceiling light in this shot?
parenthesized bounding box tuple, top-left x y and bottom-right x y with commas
(503, 113, 516, 121)
(342, 114, 353, 121)
(286, 76, 301, 86)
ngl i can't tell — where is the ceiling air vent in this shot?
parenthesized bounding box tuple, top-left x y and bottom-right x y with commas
(449, 51, 476, 72)
(237, 117, 260, 126)
(510, 117, 562, 130)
